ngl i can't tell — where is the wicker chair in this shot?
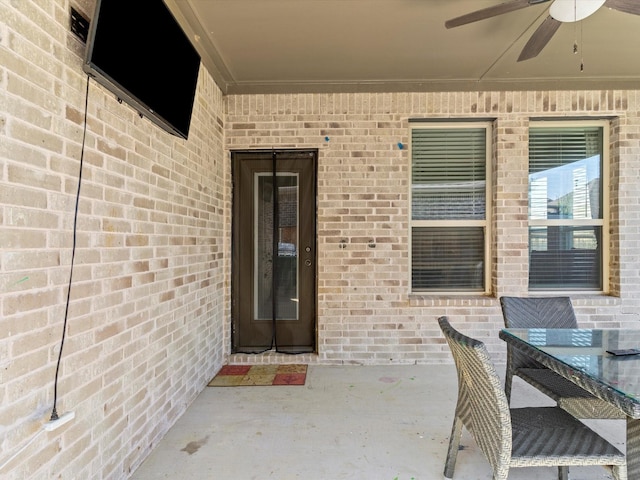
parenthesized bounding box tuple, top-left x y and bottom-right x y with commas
(438, 316, 626, 480)
(501, 296, 624, 419)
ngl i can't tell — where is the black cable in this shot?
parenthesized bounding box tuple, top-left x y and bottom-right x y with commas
(50, 75, 90, 421)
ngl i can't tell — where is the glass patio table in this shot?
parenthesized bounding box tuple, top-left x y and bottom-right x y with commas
(500, 328, 640, 477)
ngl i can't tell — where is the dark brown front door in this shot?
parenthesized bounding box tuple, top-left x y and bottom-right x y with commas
(231, 150, 317, 353)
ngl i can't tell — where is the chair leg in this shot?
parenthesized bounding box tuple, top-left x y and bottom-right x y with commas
(504, 358, 514, 404)
(557, 466, 569, 480)
(444, 415, 463, 479)
(504, 371, 513, 404)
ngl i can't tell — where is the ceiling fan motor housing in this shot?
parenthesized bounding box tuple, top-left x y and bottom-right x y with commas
(549, 0, 607, 22)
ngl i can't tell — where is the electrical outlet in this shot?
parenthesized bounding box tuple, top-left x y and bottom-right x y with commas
(44, 411, 75, 431)
(70, 7, 89, 43)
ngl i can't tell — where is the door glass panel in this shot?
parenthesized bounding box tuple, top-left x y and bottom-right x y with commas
(255, 172, 299, 320)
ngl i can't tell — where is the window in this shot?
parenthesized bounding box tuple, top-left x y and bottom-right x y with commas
(528, 121, 608, 291)
(410, 122, 491, 293)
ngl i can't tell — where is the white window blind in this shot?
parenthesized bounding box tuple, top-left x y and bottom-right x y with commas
(412, 128, 486, 220)
(411, 124, 490, 293)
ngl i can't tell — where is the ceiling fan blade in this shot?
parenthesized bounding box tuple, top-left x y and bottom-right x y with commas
(605, 0, 640, 16)
(445, 0, 549, 29)
(517, 15, 562, 61)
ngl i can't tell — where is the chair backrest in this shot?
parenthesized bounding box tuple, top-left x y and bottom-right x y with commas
(500, 296, 578, 371)
(500, 296, 577, 329)
(438, 316, 511, 478)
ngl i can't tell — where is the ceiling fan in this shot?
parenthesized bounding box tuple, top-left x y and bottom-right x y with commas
(445, 0, 640, 62)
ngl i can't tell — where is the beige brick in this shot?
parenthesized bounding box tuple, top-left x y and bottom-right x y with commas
(0, 347, 49, 383)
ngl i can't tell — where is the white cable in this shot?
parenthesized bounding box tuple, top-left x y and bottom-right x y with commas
(0, 429, 44, 473)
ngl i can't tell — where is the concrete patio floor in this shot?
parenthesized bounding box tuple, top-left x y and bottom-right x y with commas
(130, 364, 625, 480)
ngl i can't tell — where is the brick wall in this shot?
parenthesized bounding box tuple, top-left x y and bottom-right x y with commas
(226, 92, 640, 365)
(1, 1, 227, 478)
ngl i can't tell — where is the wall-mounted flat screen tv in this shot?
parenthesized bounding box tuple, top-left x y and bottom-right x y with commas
(83, 0, 201, 139)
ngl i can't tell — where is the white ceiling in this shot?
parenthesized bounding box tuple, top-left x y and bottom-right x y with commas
(165, 0, 640, 94)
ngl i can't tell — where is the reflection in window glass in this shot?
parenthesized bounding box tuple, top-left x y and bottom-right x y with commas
(528, 125, 606, 291)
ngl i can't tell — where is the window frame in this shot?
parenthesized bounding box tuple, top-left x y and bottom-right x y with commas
(409, 121, 493, 295)
(528, 119, 610, 293)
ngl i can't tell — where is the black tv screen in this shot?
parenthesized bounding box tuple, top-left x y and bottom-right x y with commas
(84, 0, 201, 139)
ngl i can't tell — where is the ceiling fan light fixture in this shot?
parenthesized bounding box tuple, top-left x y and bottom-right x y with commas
(549, 0, 606, 22)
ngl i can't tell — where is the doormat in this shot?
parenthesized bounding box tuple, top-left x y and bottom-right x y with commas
(207, 364, 307, 387)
